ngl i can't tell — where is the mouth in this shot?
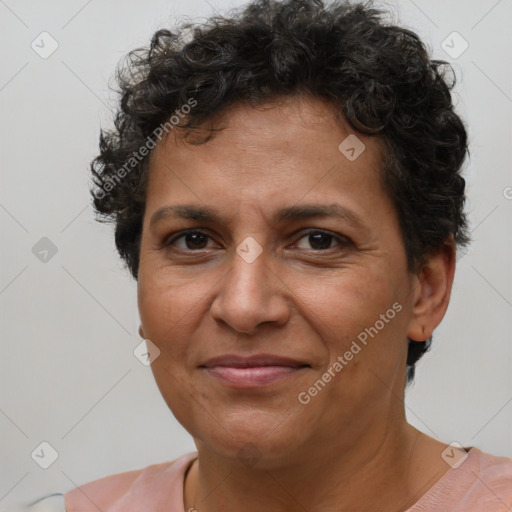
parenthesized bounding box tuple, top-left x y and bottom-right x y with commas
(199, 354, 311, 388)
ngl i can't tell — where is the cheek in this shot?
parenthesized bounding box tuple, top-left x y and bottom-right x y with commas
(297, 266, 396, 330)
(138, 277, 204, 418)
(297, 267, 407, 372)
(137, 273, 201, 357)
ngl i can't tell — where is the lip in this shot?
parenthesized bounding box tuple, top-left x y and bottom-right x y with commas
(199, 354, 311, 388)
(200, 354, 309, 368)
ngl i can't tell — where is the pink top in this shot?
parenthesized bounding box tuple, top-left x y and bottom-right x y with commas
(61, 448, 512, 511)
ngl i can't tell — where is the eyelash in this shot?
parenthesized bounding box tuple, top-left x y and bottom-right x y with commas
(164, 229, 351, 252)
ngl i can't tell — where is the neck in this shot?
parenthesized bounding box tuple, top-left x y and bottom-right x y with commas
(184, 422, 450, 512)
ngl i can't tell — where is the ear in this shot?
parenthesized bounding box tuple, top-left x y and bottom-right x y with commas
(138, 325, 146, 339)
(406, 236, 456, 342)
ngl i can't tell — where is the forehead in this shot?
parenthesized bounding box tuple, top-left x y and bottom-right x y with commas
(144, 95, 392, 224)
(157, 94, 385, 156)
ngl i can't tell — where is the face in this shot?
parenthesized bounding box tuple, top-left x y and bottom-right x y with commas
(137, 95, 420, 467)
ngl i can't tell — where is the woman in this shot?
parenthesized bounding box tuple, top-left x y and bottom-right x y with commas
(26, 0, 512, 510)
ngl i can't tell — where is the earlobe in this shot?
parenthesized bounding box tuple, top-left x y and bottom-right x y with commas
(138, 325, 145, 339)
(406, 238, 456, 342)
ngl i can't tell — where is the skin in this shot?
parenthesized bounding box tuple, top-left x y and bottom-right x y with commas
(137, 94, 457, 512)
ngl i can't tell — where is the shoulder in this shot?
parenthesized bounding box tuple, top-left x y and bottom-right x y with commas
(470, 448, 512, 498)
(63, 452, 197, 512)
(408, 447, 512, 511)
(63, 466, 145, 511)
(443, 447, 512, 509)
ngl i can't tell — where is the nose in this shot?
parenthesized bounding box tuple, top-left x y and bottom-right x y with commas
(209, 247, 290, 335)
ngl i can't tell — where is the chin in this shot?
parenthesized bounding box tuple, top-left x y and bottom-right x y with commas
(191, 416, 309, 469)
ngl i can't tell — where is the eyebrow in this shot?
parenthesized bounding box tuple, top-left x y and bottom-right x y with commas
(149, 203, 367, 230)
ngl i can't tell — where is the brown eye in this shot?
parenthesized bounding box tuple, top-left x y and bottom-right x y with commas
(167, 231, 212, 250)
(294, 230, 349, 251)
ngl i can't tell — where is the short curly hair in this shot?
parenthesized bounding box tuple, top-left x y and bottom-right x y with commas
(90, 0, 471, 384)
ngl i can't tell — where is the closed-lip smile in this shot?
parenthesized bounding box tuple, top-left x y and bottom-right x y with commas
(199, 354, 311, 388)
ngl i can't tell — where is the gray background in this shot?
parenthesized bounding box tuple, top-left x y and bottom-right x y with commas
(1, 0, 511, 509)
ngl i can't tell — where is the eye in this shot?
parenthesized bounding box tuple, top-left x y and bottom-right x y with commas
(165, 230, 215, 251)
(163, 229, 350, 253)
(294, 230, 349, 251)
